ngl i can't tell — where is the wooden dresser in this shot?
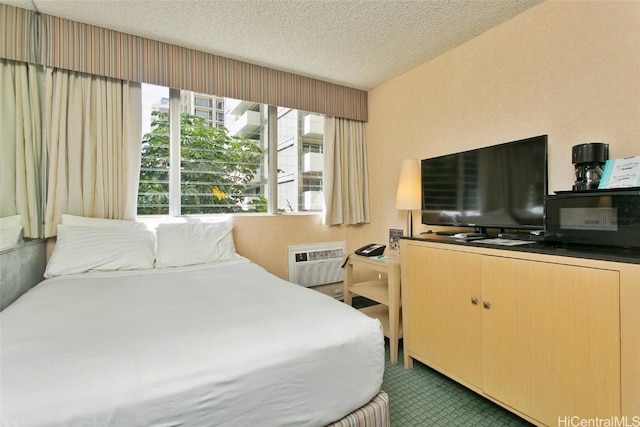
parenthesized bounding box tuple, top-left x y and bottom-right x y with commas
(400, 237, 639, 427)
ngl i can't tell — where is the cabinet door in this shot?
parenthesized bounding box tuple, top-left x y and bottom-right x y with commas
(482, 256, 620, 426)
(405, 245, 482, 388)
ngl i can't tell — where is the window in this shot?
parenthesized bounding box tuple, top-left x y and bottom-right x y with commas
(194, 109, 212, 120)
(137, 85, 325, 216)
(138, 84, 170, 214)
(194, 97, 212, 108)
(303, 143, 323, 154)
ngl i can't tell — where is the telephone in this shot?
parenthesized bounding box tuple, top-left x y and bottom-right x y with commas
(355, 243, 386, 257)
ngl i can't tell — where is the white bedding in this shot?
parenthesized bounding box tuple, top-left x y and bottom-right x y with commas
(0, 259, 384, 427)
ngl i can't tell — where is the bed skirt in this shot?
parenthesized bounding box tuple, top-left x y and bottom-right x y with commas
(327, 390, 390, 427)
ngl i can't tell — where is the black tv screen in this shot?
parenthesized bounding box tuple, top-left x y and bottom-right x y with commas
(421, 135, 548, 231)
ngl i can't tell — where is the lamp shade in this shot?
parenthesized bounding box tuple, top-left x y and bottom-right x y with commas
(395, 159, 422, 210)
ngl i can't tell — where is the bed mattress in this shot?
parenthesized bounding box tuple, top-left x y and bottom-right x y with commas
(0, 259, 384, 427)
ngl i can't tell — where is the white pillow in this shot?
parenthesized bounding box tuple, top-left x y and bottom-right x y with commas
(155, 219, 239, 268)
(44, 225, 156, 278)
(62, 214, 148, 229)
(0, 215, 23, 250)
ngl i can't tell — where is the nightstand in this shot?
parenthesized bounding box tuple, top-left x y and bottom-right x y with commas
(343, 253, 402, 363)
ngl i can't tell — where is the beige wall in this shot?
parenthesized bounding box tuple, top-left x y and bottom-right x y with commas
(232, 212, 384, 281)
(364, 0, 640, 243)
(233, 214, 350, 279)
(182, 1, 640, 279)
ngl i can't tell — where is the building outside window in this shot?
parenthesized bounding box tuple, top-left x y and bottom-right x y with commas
(138, 84, 325, 216)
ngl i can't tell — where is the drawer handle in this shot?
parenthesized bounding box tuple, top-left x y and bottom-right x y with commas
(470, 297, 479, 305)
(483, 301, 491, 309)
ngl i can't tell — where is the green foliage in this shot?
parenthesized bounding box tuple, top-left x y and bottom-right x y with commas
(137, 111, 170, 214)
(247, 195, 268, 213)
(137, 111, 265, 215)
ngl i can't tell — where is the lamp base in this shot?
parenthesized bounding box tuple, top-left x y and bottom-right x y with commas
(406, 210, 413, 238)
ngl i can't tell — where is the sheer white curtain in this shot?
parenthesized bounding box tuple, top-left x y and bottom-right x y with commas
(44, 69, 142, 237)
(0, 59, 42, 239)
(323, 117, 370, 225)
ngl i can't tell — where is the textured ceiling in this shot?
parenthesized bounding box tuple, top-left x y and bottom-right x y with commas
(4, 0, 542, 90)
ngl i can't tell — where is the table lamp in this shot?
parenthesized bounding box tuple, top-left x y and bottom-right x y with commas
(395, 159, 421, 237)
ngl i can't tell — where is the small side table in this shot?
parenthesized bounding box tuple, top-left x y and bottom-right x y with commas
(344, 253, 402, 364)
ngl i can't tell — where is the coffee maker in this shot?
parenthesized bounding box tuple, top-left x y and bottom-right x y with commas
(572, 143, 609, 191)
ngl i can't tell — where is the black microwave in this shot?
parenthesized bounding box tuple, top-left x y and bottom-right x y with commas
(545, 188, 640, 249)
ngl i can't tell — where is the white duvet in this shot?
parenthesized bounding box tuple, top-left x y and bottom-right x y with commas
(0, 259, 384, 427)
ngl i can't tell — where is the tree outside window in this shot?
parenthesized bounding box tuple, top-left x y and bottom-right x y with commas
(137, 111, 264, 215)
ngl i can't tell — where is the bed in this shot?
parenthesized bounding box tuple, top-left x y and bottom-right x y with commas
(0, 216, 387, 427)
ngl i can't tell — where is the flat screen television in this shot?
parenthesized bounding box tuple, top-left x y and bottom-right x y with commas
(421, 135, 548, 233)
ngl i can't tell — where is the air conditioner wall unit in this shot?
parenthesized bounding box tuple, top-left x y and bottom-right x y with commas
(287, 241, 346, 287)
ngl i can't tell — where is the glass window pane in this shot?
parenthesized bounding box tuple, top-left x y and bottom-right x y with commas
(181, 93, 267, 214)
(138, 83, 170, 215)
(277, 108, 324, 212)
(137, 88, 324, 216)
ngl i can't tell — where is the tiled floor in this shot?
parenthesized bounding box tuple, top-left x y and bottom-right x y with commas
(382, 342, 533, 426)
